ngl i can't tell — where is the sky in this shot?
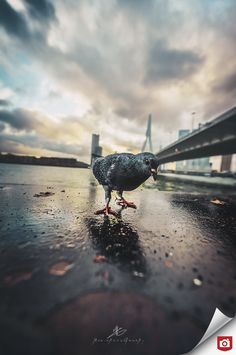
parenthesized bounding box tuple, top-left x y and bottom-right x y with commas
(0, 0, 235, 163)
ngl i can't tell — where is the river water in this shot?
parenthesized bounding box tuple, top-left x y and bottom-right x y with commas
(0, 163, 234, 195)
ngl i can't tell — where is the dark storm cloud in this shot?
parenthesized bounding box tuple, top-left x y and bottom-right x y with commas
(0, 122, 5, 132)
(0, 0, 55, 44)
(0, 0, 30, 39)
(0, 99, 11, 107)
(144, 41, 204, 84)
(213, 72, 236, 94)
(23, 0, 56, 22)
(0, 109, 38, 131)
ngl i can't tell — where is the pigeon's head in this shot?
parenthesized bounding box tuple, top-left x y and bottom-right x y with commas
(139, 152, 159, 181)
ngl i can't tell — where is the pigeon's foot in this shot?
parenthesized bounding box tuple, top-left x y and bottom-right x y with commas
(116, 198, 137, 209)
(95, 206, 118, 217)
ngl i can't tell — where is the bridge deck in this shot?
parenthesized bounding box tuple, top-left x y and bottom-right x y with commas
(156, 107, 236, 164)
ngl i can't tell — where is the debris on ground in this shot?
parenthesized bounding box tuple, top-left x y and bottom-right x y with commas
(132, 271, 144, 278)
(49, 261, 74, 276)
(210, 199, 226, 205)
(93, 255, 107, 263)
(4, 271, 33, 286)
(34, 192, 55, 197)
(165, 260, 173, 268)
(49, 243, 61, 250)
(193, 278, 203, 286)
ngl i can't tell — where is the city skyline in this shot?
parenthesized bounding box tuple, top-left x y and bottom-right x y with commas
(0, 0, 236, 163)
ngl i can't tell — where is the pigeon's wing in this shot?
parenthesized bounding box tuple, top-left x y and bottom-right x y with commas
(92, 153, 135, 188)
(105, 154, 136, 188)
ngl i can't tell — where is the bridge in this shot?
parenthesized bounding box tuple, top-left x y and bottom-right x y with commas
(155, 107, 236, 165)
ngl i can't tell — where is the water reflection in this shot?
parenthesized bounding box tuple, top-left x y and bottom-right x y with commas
(86, 217, 148, 277)
(87, 171, 97, 203)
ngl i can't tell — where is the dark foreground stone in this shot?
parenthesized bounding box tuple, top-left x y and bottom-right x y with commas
(38, 291, 202, 355)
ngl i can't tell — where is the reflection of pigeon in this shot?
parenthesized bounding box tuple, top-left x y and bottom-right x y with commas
(92, 152, 159, 216)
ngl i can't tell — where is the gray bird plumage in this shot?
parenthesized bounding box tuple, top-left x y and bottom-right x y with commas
(92, 152, 159, 216)
(93, 152, 157, 191)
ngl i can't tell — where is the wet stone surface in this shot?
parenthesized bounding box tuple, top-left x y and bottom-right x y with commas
(0, 165, 236, 355)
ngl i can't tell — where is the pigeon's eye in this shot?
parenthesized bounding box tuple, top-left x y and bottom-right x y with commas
(144, 158, 149, 165)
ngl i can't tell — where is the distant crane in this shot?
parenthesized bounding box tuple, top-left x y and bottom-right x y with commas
(141, 113, 153, 152)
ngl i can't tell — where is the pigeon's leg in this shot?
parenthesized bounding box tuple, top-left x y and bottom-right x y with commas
(95, 186, 118, 216)
(115, 190, 137, 209)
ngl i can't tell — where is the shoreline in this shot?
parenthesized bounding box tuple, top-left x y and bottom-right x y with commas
(0, 161, 89, 169)
(157, 172, 236, 190)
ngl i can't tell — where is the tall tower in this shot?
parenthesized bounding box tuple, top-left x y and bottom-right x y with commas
(142, 113, 153, 152)
(91, 134, 102, 165)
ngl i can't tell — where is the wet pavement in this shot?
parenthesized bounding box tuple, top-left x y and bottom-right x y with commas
(0, 164, 236, 355)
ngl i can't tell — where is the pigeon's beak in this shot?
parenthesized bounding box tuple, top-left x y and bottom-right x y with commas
(151, 168, 158, 181)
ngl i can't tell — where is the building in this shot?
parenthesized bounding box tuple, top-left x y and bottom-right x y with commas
(176, 130, 211, 173)
(210, 154, 236, 173)
(91, 134, 103, 165)
(221, 155, 232, 172)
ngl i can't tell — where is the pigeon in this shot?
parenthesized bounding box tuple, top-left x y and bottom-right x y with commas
(92, 152, 159, 216)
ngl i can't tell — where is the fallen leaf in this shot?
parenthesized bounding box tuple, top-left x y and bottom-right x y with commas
(4, 271, 33, 286)
(93, 255, 107, 263)
(34, 191, 55, 197)
(164, 261, 173, 268)
(49, 261, 74, 276)
(193, 278, 202, 286)
(210, 199, 225, 205)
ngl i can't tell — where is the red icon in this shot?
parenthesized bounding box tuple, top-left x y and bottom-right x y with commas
(217, 336, 233, 351)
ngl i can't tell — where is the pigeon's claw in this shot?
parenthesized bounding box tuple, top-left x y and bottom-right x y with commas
(95, 206, 118, 216)
(116, 199, 137, 209)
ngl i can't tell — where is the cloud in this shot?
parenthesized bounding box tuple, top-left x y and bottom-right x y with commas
(0, 108, 38, 131)
(0, 122, 5, 132)
(0, 0, 30, 39)
(212, 72, 236, 95)
(0, 132, 88, 157)
(23, 0, 55, 22)
(144, 41, 204, 84)
(0, 0, 55, 50)
(0, 107, 93, 159)
(0, 99, 11, 106)
(0, 106, 147, 159)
